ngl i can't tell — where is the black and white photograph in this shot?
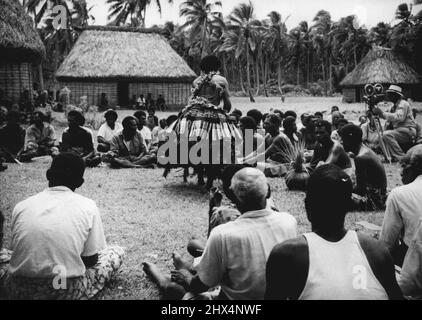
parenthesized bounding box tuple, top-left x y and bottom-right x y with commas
(1, 0, 422, 305)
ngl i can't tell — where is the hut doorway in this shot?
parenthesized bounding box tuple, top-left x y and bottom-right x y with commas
(117, 82, 129, 107)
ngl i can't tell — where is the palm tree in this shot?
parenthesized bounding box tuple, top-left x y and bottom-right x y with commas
(267, 11, 289, 94)
(369, 22, 392, 47)
(288, 25, 306, 85)
(107, 0, 172, 27)
(226, 1, 261, 101)
(180, 0, 222, 58)
(311, 10, 332, 95)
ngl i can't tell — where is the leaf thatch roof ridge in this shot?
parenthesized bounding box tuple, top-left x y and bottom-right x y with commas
(340, 46, 421, 86)
(0, 0, 45, 62)
(56, 28, 196, 82)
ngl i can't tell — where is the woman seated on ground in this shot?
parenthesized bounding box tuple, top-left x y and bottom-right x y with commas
(60, 110, 102, 168)
(0, 153, 124, 299)
(105, 116, 155, 169)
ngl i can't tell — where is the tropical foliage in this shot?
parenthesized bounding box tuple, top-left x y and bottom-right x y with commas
(20, 1, 422, 98)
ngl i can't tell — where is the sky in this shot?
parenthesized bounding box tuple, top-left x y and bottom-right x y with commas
(86, 0, 422, 30)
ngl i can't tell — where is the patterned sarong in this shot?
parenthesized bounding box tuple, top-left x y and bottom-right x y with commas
(0, 246, 124, 300)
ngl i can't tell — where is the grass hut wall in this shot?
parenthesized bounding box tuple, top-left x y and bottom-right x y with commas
(56, 26, 197, 110)
(0, 0, 45, 105)
(340, 47, 422, 102)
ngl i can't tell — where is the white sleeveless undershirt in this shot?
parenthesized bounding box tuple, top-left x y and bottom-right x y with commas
(299, 231, 389, 300)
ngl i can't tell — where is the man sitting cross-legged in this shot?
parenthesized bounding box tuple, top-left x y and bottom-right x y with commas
(60, 110, 101, 168)
(144, 168, 297, 300)
(339, 124, 388, 211)
(105, 116, 153, 169)
(310, 120, 352, 172)
(265, 164, 402, 300)
(97, 109, 123, 153)
(19, 109, 58, 162)
(380, 145, 422, 267)
(242, 114, 294, 177)
(0, 153, 124, 300)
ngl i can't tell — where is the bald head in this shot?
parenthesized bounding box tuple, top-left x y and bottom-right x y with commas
(231, 168, 268, 213)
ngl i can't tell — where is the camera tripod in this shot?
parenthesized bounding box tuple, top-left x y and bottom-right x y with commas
(366, 106, 392, 164)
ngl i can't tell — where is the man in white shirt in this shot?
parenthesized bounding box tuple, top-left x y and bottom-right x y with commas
(134, 110, 152, 148)
(399, 219, 422, 299)
(97, 109, 123, 153)
(1, 153, 124, 299)
(168, 168, 297, 300)
(380, 145, 422, 266)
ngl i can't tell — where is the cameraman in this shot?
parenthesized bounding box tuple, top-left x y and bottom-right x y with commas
(372, 85, 417, 162)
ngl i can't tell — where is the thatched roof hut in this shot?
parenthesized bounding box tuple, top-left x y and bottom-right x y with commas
(0, 0, 45, 104)
(56, 26, 196, 109)
(341, 46, 421, 102)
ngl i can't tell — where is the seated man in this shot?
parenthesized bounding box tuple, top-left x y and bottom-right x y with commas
(283, 116, 302, 146)
(247, 109, 264, 129)
(60, 110, 101, 168)
(243, 114, 294, 176)
(20, 109, 58, 162)
(156, 95, 166, 112)
(97, 109, 123, 153)
(399, 219, 422, 299)
(265, 164, 403, 300)
(361, 112, 381, 152)
(238, 116, 265, 159)
(151, 119, 167, 147)
(331, 118, 349, 142)
(146, 108, 159, 131)
(0, 111, 25, 163)
(340, 124, 387, 211)
(380, 145, 422, 266)
(310, 120, 351, 172)
(299, 115, 317, 151)
(372, 85, 417, 162)
(107, 116, 153, 168)
(144, 168, 297, 300)
(134, 110, 152, 148)
(0, 153, 124, 299)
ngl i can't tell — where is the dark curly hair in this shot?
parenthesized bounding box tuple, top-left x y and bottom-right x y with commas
(200, 55, 222, 73)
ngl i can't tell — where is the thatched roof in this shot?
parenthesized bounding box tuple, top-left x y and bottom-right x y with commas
(56, 27, 196, 82)
(0, 0, 45, 62)
(340, 47, 421, 87)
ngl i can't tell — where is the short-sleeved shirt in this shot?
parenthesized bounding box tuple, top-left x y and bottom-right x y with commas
(97, 122, 123, 142)
(139, 127, 152, 147)
(8, 186, 107, 278)
(400, 219, 422, 298)
(380, 175, 422, 249)
(197, 209, 297, 300)
(60, 126, 94, 156)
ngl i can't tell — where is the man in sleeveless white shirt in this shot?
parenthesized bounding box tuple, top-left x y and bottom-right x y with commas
(265, 164, 403, 300)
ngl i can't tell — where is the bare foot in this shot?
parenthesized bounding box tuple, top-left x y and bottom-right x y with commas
(143, 262, 170, 288)
(172, 253, 191, 271)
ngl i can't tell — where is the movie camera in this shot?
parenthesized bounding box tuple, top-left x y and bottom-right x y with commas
(362, 83, 386, 109)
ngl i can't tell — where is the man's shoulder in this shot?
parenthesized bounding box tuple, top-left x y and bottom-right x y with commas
(270, 211, 297, 228)
(271, 236, 308, 259)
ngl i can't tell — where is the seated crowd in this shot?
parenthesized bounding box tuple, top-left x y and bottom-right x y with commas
(1, 90, 422, 300)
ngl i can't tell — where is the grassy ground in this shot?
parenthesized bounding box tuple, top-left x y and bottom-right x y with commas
(0, 96, 416, 300)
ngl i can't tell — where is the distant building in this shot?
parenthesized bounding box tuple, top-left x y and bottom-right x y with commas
(56, 26, 197, 110)
(0, 0, 45, 104)
(340, 46, 421, 102)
